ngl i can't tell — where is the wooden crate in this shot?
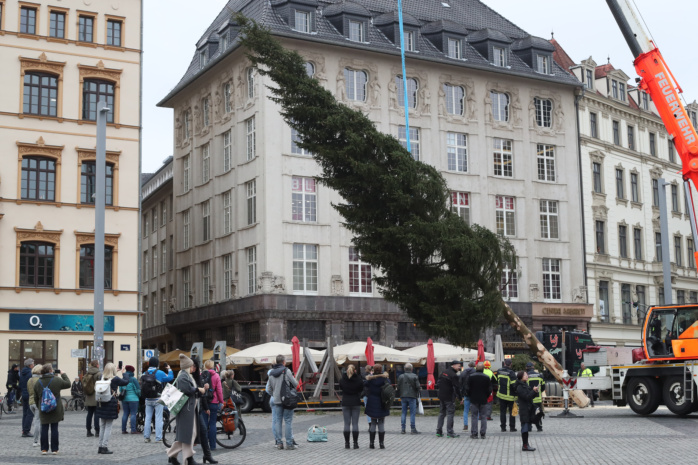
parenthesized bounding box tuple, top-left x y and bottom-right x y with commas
(543, 396, 564, 408)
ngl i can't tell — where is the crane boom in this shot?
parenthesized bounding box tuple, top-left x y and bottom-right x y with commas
(606, 0, 698, 271)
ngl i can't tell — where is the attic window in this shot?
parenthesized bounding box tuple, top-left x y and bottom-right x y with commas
(348, 20, 365, 42)
(294, 10, 311, 33)
(535, 55, 551, 74)
(447, 38, 462, 59)
(585, 69, 593, 90)
(405, 30, 415, 52)
(220, 33, 228, 50)
(199, 50, 208, 69)
(493, 47, 506, 67)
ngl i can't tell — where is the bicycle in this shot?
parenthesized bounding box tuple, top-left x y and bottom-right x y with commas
(163, 399, 245, 449)
(2, 390, 20, 414)
(136, 398, 170, 433)
(67, 395, 86, 412)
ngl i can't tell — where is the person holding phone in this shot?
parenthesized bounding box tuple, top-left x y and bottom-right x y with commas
(96, 363, 128, 454)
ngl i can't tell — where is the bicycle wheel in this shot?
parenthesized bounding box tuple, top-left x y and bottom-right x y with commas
(75, 398, 86, 411)
(60, 397, 68, 411)
(216, 418, 246, 449)
(162, 417, 177, 448)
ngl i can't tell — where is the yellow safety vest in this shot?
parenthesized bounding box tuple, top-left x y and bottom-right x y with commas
(577, 368, 592, 378)
(526, 371, 544, 404)
(496, 368, 516, 401)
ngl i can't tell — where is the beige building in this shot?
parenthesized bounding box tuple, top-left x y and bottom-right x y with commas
(0, 0, 142, 377)
(151, 0, 590, 353)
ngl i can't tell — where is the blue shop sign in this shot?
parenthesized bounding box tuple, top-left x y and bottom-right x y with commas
(9, 314, 115, 332)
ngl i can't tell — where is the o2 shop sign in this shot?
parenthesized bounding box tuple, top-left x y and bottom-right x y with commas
(9, 314, 115, 332)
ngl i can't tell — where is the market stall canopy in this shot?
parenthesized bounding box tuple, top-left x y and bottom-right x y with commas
(402, 343, 493, 364)
(226, 342, 324, 366)
(159, 349, 187, 364)
(334, 341, 419, 364)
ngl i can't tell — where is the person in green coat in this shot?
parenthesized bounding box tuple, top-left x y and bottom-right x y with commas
(120, 365, 141, 434)
(32, 364, 71, 455)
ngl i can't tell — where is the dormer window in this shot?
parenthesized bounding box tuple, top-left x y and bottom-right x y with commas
(642, 92, 649, 110)
(349, 20, 365, 42)
(199, 50, 207, 69)
(447, 38, 462, 59)
(691, 110, 697, 128)
(493, 47, 506, 67)
(294, 10, 311, 33)
(585, 69, 594, 90)
(220, 33, 228, 50)
(405, 31, 416, 52)
(611, 80, 618, 99)
(619, 83, 626, 101)
(536, 54, 551, 74)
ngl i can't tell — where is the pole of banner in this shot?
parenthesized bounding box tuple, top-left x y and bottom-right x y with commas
(397, 0, 411, 154)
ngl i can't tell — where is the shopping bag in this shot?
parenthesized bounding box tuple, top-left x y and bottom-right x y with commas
(512, 402, 519, 417)
(417, 397, 425, 415)
(307, 425, 328, 442)
(158, 383, 189, 417)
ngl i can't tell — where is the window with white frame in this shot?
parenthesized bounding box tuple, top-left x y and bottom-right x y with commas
(293, 244, 318, 294)
(493, 47, 506, 67)
(291, 127, 310, 155)
(203, 97, 210, 127)
(182, 266, 192, 309)
(292, 176, 317, 222)
(247, 68, 255, 99)
(405, 30, 416, 51)
(451, 191, 470, 225)
(490, 91, 509, 121)
(201, 260, 211, 305)
(536, 55, 550, 74)
(183, 155, 190, 192)
(183, 209, 191, 249)
(542, 258, 561, 301)
(534, 98, 552, 127)
(537, 144, 556, 182)
(348, 20, 365, 42)
(201, 143, 210, 183)
(344, 68, 367, 102)
(199, 50, 207, 69)
(349, 247, 372, 295)
(224, 82, 232, 113)
(495, 195, 516, 236)
(444, 83, 464, 116)
(539, 200, 559, 239)
(223, 253, 233, 300)
(447, 38, 462, 59)
(396, 76, 418, 109)
(246, 246, 256, 295)
(246, 180, 256, 225)
(223, 190, 232, 234)
(501, 261, 518, 300)
(493, 138, 513, 178)
(223, 130, 232, 172)
(246, 116, 255, 160)
(294, 10, 310, 33)
(161, 240, 167, 274)
(447, 132, 467, 172)
(202, 200, 211, 242)
(398, 126, 420, 160)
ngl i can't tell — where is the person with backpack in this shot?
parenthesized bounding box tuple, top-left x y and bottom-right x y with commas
(120, 365, 141, 434)
(95, 363, 129, 454)
(142, 357, 174, 443)
(339, 364, 364, 449)
(364, 364, 391, 449)
(191, 357, 217, 464)
(83, 359, 102, 437)
(396, 363, 421, 435)
(202, 360, 223, 453)
(436, 361, 462, 439)
(268, 354, 299, 450)
(459, 361, 475, 432)
(31, 363, 70, 455)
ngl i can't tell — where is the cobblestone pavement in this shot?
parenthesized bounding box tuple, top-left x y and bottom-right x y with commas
(1, 402, 698, 464)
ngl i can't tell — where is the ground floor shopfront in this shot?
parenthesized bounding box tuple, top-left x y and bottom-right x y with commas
(0, 309, 139, 380)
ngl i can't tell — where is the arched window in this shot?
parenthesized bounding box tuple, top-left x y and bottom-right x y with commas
(21, 156, 56, 201)
(304, 62, 315, 78)
(344, 68, 367, 102)
(23, 72, 58, 116)
(79, 245, 113, 289)
(82, 79, 115, 123)
(444, 83, 464, 115)
(80, 161, 114, 205)
(20, 241, 55, 287)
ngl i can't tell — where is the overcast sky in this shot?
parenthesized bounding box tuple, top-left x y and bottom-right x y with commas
(141, 0, 698, 172)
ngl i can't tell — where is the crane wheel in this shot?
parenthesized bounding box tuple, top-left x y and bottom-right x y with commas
(662, 376, 695, 416)
(626, 377, 660, 415)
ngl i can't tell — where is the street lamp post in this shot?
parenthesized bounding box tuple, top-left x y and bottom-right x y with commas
(93, 99, 109, 369)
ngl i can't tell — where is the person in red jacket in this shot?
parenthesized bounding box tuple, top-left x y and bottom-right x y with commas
(202, 360, 223, 453)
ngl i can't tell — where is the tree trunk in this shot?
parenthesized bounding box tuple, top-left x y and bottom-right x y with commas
(501, 302, 590, 408)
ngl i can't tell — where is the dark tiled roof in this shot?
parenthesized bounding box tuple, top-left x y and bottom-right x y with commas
(468, 27, 512, 44)
(511, 35, 555, 52)
(374, 10, 420, 27)
(595, 63, 615, 79)
(159, 0, 580, 106)
(550, 38, 576, 75)
(421, 19, 468, 36)
(271, 0, 319, 5)
(140, 173, 154, 186)
(323, 1, 371, 17)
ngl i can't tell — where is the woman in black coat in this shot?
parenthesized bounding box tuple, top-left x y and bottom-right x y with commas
(339, 364, 364, 449)
(363, 365, 390, 449)
(191, 358, 217, 464)
(514, 371, 539, 452)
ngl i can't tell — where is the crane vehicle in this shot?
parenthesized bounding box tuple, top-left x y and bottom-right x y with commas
(574, 1, 698, 416)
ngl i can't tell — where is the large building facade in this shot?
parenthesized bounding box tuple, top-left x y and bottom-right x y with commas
(556, 46, 698, 347)
(148, 0, 592, 353)
(0, 0, 142, 376)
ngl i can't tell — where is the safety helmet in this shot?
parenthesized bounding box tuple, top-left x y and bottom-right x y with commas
(483, 361, 491, 368)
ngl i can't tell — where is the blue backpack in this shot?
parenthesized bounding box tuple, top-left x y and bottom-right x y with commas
(39, 378, 57, 413)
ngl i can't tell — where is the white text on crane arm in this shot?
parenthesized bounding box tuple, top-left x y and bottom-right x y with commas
(655, 72, 696, 145)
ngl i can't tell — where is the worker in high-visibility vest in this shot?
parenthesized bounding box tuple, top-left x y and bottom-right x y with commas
(577, 362, 594, 407)
(483, 361, 496, 421)
(525, 362, 545, 432)
(496, 359, 517, 432)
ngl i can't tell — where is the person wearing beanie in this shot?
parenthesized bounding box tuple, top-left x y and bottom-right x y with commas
(167, 354, 206, 465)
(120, 365, 141, 434)
(142, 356, 173, 443)
(20, 358, 36, 436)
(514, 371, 539, 452)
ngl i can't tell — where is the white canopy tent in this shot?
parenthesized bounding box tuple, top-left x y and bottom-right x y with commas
(402, 342, 493, 364)
(225, 342, 324, 366)
(333, 341, 420, 365)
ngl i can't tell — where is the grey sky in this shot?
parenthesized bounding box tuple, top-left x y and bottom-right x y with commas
(141, 0, 698, 172)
